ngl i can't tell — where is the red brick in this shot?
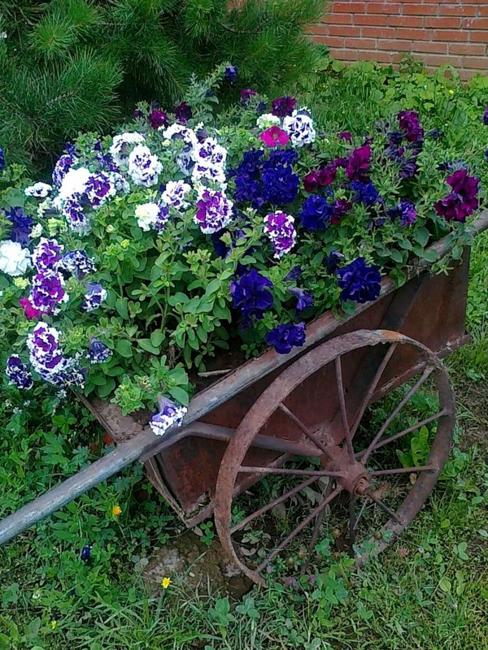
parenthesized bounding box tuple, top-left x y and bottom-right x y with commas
(414, 42, 449, 54)
(421, 53, 464, 67)
(439, 4, 479, 17)
(354, 15, 394, 26)
(395, 28, 431, 41)
(323, 36, 346, 48)
(332, 1, 367, 12)
(389, 16, 425, 28)
(480, 7, 488, 17)
(326, 25, 361, 37)
(367, 2, 402, 14)
(361, 26, 396, 39)
(424, 16, 462, 29)
(470, 30, 488, 43)
(377, 39, 414, 52)
(462, 56, 488, 70)
(346, 37, 377, 49)
(325, 13, 353, 25)
(404, 4, 439, 16)
(432, 29, 466, 42)
(449, 42, 486, 56)
(465, 18, 488, 29)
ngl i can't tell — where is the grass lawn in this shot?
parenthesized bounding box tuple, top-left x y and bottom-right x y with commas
(0, 230, 486, 649)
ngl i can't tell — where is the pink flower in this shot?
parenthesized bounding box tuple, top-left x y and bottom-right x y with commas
(19, 297, 42, 320)
(260, 126, 290, 148)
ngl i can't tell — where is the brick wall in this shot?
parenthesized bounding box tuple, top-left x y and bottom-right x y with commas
(310, 1, 488, 79)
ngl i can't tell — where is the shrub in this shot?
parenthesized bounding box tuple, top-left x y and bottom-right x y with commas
(0, 68, 486, 433)
(0, 0, 325, 168)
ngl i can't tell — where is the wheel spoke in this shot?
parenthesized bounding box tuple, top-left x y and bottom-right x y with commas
(371, 410, 448, 453)
(369, 464, 435, 477)
(335, 357, 354, 461)
(230, 476, 317, 535)
(278, 403, 328, 454)
(365, 490, 402, 524)
(257, 486, 342, 572)
(238, 466, 343, 478)
(362, 366, 434, 463)
(350, 343, 398, 437)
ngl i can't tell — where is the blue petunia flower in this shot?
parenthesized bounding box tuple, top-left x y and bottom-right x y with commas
(266, 322, 306, 354)
(336, 258, 381, 304)
(230, 268, 273, 325)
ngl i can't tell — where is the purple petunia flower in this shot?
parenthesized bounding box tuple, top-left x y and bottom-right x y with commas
(150, 396, 187, 436)
(338, 131, 353, 143)
(195, 189, 233, 234)
(32, 238, 63, 272)
(299, 194, 332, 231)
(388, 200, 417, 226)
(80, 545, 92, 562)
(149, 108, 169, 129)
(271, 96, 297, 118)
(331, 199, 352, 225)
(29, 271, 68, 316)
(265, 322, 306, 354)
(85, 172, 116, 208)
(264, 211, 296, 258)
(285, 266, 302, 282)
(82, 282, 107, 312)
(325, 250, 345, 274)
(346, 145, 372, 182)
(4, 207, 33, 246)
(336, 258, 381, 303)
(0, 147, 5, 171)
(27, 323, 65, 379)
(87, 338, 112, 364)
(224, 65, 239, 83)
(240, 88, 257, 105)
(52, 153, 76, 187)
(351, 180, 380, 206)
(230, 268, 273, 324)
(398, 110, 424, 143)
(483, 107, 488, 125)
(174, 101, 193, 123)
(434, 169, 479, 223)
(59, 250, 96, 279)
(6, 355, 33, 390)
(289, 287, 313, 312)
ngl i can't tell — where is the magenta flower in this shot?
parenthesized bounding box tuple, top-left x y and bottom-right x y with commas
(149, 109, 169, 129)
(260, 126, 290, 148)
(271, 96, 297, 118)
(434, 169, 479, 223)
(19, 297, 42, 321)
(346, 145, 372, 182)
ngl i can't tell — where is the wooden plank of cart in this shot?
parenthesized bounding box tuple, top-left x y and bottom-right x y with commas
(1, 211, 487, 585)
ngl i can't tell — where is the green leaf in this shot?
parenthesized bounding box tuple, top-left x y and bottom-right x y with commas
(96, 378, 116, 398)
(414, 227, 430, 247)
(438, 576, 451, 593)
(138, 339, 160, 355)
(116, 339, 133, 358)
(168, 386, 189, 406)
(115, 297, 129, 319)
(150, 330, 165, 347)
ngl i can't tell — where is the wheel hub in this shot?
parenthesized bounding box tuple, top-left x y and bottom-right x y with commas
(320, 445, 369, 494)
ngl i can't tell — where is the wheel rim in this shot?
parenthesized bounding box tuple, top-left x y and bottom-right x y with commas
(214, 330, 455, 585)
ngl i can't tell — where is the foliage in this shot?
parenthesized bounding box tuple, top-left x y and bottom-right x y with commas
(0, 0, 326, 168)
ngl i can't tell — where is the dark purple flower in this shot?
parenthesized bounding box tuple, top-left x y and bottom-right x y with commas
(175, 102, 192, 123)
(336, 258, 381, 303)
(289, 287, 313, 312)
(338, 131, 353, 143)
(80, 545, 92, 562)
(351, 180, 380, 206)
(346, 145, 372, 182)
(0, 147, 5, 171)
(149, 109, 169, 129)
(325, 250, 344, 274)
(4, 207, 33, 246)
(88, 338, 112, 364)
(240, 88, 257, 104)
(303, 170, 320, 193)
(265, 322, 306, 354)
(331, 199, 352, 225)
(285, 266, 302, 282)
(398, 110, 424, 143)
(6, 355, 33, 390)
(271, 96, 297, 118)
(388, 200, 417, 226)
(299, 195, 332, 231)
(482, 106, 488, 125)
(224, 65, 239, 83)
(434, 169, 479, 223)
(230, 268, 273, 324)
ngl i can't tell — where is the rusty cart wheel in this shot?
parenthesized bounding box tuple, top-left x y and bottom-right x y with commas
(214, 329, 455, 585)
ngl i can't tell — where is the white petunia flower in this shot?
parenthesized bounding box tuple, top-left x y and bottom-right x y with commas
(161, 180, 192, 211)
(135, 202, 160, 231)
(128, 145, 162, 187)
(110, 132, 145, 166)
(25, 182, 52, 198)
(283, 110, 316, 147)
(0, 240, 31, 276)
(257, 113, 281, 129)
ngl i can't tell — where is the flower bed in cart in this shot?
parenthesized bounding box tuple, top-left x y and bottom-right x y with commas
(0, 69, 486, 433)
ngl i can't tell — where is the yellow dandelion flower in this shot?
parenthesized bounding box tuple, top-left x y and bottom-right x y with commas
(112, 504, 122, 517)
(50, 620, 58, 630)
(161, 577, 171, 589)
